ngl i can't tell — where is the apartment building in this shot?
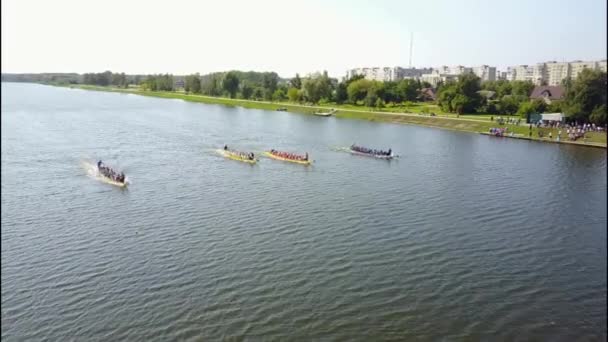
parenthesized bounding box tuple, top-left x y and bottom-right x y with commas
(545, 62, 570, 86)
(419, 70, 458, 87)
(569, 60, 598, 80)
(512, 65, 535, 82)
(346, 67, 395, 82)
(394, 67, 433, 80)
(346, 67, 434, 82)
(471, 65, 496, 81)
(505, 59, 606, 86)
(531, 63, 547, 85)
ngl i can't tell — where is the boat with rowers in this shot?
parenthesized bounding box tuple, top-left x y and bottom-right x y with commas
(217, 145, 257, 164)
(349, 144, 394, 159)
(96, 160, 128, 187)
(264, 149, 311, 165)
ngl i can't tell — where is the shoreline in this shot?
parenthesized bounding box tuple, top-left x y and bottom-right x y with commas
(52, 83, 607, 149)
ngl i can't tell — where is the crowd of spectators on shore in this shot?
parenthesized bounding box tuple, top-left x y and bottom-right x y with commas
(530, 121, 606, 142)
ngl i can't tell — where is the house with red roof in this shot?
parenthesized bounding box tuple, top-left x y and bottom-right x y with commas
(529, 85, 565, 104)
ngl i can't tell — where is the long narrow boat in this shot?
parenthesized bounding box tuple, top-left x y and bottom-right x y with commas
(95, 162, 128, 187)
(313, 109, 336, 117)
(98, 174, 128, 187)
(216, 149, 257, 164)
(349, 147, 394, 160)
(263, 151, 311, 165)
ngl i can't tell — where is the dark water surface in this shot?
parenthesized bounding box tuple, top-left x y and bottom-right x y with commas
(2, 82, 606, 341)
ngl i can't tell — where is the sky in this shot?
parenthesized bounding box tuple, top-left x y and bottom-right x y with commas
(2, 0, 606, 78)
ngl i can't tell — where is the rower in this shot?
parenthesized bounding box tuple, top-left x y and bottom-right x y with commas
(224, 145, 228, 150)
(388, 148, 391, 156)
(97, 160, 102, 168)
(305, 152, 308, 161)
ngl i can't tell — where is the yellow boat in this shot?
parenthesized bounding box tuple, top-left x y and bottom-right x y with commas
(98, 175, 128, 187)
(216, 149, 257, 164)
(263, 151, 311, 165)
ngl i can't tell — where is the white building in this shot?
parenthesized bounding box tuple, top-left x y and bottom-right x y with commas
(346, 67, 395, 82)
(512, 65, 534, 82)
(545, 62, 570, 86)
(569, 60, 598, 80)
(531, 63, 547, 85)
(420, 70, 458, 87)
(471, 65, 496, 81)
(346, 66, 434, 82)
(448, 65, 472, 75)
(597, 60, 607, 72)
(394, 67, 433, 80)
(505, 67, 516, 81)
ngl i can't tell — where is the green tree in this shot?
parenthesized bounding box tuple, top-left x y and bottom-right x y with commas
(272, 88, 287, 101)
(547, 100, 563, 113)
(301, 72, 333, 104)
(347, 79, 373, 103)
(364, 91, 379, 107)
(222, 71, 240, 98)
(287, 87, 300, 102)
(563, 69, 607, 123)
(241, 82, 253, 99)
(253, 87, 264, 100)
(437, 84, 457, 112)
(497, 95, 527, 115)
(511, 80, 535, 97)
(492, 80, 512, 98)
(454, 73, 482, 112)
(290, 73, 302, 89)
(397, 79, 418, 102)
(335, 82, 348, 104)
(589, 105, 607, 125)
(517, 99, 547, 117)
(451, 94, 469, 114)
(438, 74, 481, 114)
(262, 72, 279, 100)
(481, 80, 497, 92)
(382, 81, 400, 103)
(185, 74, 201, 93)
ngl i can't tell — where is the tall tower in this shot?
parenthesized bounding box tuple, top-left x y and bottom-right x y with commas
(409, 32, 414, 68)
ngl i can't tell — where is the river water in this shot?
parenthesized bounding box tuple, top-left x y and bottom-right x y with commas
(2, 82, 606, 340)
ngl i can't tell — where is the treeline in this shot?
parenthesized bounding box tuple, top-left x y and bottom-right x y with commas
(1, 73, 80, 84)
(561, 69, 606, 124)
(140, 74, 175, 91)
(185, 71, 283, 100)
(81, 71, 175, 91)
(437, 75, 537, 115)
(436, 69, 607, 124)
(335, 76, 433, 106)
(82, 71, 129, 88)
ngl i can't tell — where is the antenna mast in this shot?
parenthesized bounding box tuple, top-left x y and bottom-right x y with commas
(409, 32, 414, 68)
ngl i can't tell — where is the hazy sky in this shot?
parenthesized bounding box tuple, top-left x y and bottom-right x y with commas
(2, 0, 606, 77)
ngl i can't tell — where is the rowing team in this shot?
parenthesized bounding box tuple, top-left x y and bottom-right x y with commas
(224, 145, 255, 160)
(351, 144, 392, 156)
(270, 149, 309, 161)
(97, 161, 126, 183)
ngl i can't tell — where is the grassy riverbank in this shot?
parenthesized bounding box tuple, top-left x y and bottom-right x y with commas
(66, 84, 607, 148)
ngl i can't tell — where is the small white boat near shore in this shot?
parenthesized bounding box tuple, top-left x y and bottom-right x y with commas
(314, 109, 336, 117)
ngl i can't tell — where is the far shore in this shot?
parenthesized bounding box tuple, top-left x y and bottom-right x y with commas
(45, 83, 607, 149)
